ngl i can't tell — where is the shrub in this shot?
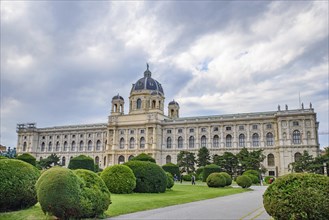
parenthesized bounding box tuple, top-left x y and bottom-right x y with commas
(243, 169, 259, 177)
(203, 164, 221, 182)
(17, 153, 36, 166)
(166, 172, 174, 189)
(74, 169, 111, 218)
(263, 173, 329, 220)
(264, 176, 275, 184)
(0, 159, 40, 211)
(244, 174, 259, 184)
(206, 173, 227, 188)
(130, 153, 156, 163)
(219, 172, 232, 186)
(0, 155, 8, 159)
(196, 166, 204, 176)
(182, 174, 192, 181)
(162, 163, 180, 179)
(236, 175, 252, 188)
(100, 165, 136, 194)
(68, 155, 95, 171)
(124, 161, 167, 193)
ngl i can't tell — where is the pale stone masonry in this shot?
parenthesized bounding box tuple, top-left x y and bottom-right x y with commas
(16, 65, 320, 176)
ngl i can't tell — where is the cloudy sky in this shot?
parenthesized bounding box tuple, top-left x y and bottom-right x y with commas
(1, 1, 328, 149)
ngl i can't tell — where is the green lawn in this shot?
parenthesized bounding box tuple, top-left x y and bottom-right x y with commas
(0, 182, 249, 219)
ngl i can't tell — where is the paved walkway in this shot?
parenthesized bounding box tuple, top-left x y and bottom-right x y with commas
(108, 186, 271, 220)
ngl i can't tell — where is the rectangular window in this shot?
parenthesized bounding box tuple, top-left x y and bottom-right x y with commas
(293, 121, 299, 126)
(252, 125, 258, 130)
(239, 125, 244, 130)
(167, 130, 172, 134)
(266, 123, 272, 129)
(201, 127, 206, 132)
(80, 134, 83, 138)
(72, 135, 75, 138)
(226, 126, 231, 131)
(190, 128, 194, 133)
(213, 127, 219, 131)
(130, 130, 134, 135)
(140, 129, 145, 134)
(49, 136, 52, 139)
(178, 128, 183, 133)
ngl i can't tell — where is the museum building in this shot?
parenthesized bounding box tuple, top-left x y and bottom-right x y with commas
(16, 65, 320, 176)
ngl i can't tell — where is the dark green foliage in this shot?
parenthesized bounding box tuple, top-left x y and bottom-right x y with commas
(237, 148, 265, 174)
(16, 153, 36, 166)
(162, 163, 180, 179)
(130, 153, 156, 163)
(197, 147, 211, 167)
(124, 161, 167, 193)
(182, 174, 192, 181)
(0, 159, 40, 211)
(177, 151, 197, 174)
(206, 173, 227, 188)
(236, 175, 252, 188)
(165, 172, 174, 189)
(38, 153, 60, 169)
(218, 172, 232, 186)
(264, 176, 275, 184)
(244, 174, 259, 184)
(196, 166, 204, 176)
(100, 165, 136, 194)
(68, 155, 95, 171)
(0, 155, 7, 159)
(203, 164, 221, 182)
(213, 152, 238, 176)
(74, 169, 111, 218)
(36, 167, 111, 219)
(263, 173, 329, 220)
(243, 169, 259, 177)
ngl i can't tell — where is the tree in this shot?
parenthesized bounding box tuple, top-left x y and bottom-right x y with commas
(289, 150, 329, 174)
(197, 147, 211, 167)
(236, 148, 265, 174)
(177, 151, 196, 174)
(213, 152, 238, 176)
(38, 153, 60, 169)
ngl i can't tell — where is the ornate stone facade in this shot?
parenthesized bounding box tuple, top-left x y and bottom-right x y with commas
(16, 65, 320, 176)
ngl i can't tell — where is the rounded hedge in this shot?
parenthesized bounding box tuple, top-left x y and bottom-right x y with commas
(203, 164, 221, 182)
(243, 169, 259, 177)
(218, 172, 232, 186)
(124, 161, 167, 193)
(0, 159, 40, 211)
(166, 172, 174, 189)
(206, 173, 227, 188)
(263, 173, 329, 220)
(130, 153, 156, 163)
(68, 155, 95, 171)
(243, 174, 259, 184)
(162, 163, 180, 179)
(100, 165, 136, 194)
(182, 174, 192, 181)
(74, 169, 111, 218)
(17, 153, 36, 166)
(236, 175, 252, 188)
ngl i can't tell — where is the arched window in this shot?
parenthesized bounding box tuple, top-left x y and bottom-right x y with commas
(239, 134, 245, 147)
(294, 152, 302, 162)
(267, 154, 275, 166)
(48, 142, 52, 152)
(120, 138, 125, 149)
(167, 137, 172, 148)
(114, 104, 117, 112)
(137, 98, 142, 109)
(41, 142, 45, 152)
(55, 141, 60, 151)
(96, 140, 101, 151)
(71, 141, 76, 151)
(105, 140, 107, 150)
(201, 135, 207, 147)
(152, 100, 156, 108)
(226, 135, 232, 147)
(23, 142, 27, 151)
(128, 155, 134, 161)
(293, 130, 301, 144)
(95, 156, 99, 166)
(62, 157, 66, 166)
(64, 141, 68, 151)
(103, 156, 107, 167)
(129, 137, 135, 149)
(189, 136, 194, 148)
(213, 135, 219, 148)
(118, 155, 125, 164)
(140, 137, 145, 149)
(166, 155, 171, 164)
(178, 136, 183, 148)
(88, 140, 92, 151)
(266, 132, 274, 146)
(79, 141, 84, 151)
(252, 133, 259, 147)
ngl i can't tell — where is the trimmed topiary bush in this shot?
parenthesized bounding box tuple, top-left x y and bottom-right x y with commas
(68, 155, 95, 171)
(182, 174, 192, 181)
(0, 159, 40, 211)
(219, 172, 232, 186)
(36, 167, 111, 219)
(264, 176, 275, 184)
(100, 165, 136, 194)
(17, 153, 36, 166)
(74, 169, 111, 218)
(206, 173, 227, 188)
(124, 161, 167, 193)
(162, 163, 180, 179)
(130, 153, 156, 163)
(236, 175, 252, 188)
(166, 172, 174, 189)
(243, 174, 259, 184)
(203, 164, 221, 182)
(243, 169, 259, 177)
(263, 173, 329, 220)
